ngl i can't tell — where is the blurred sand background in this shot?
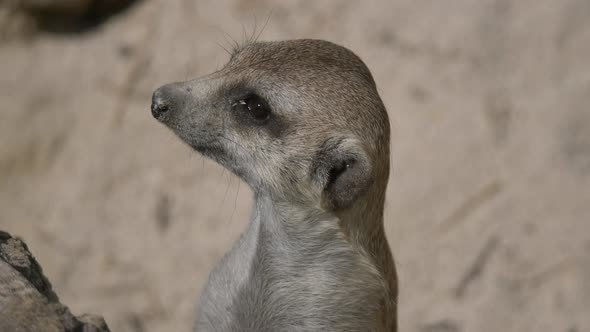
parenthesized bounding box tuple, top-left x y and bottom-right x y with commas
(1, 0, 589, 331)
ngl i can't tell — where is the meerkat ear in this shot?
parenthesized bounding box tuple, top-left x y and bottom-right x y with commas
(312, 137, 374, 210)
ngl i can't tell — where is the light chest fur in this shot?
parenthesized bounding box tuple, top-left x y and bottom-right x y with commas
(195, 196, 386, 332)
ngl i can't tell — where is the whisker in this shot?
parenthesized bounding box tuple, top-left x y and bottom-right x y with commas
(255, 10, 272, 42)
(251, 15, 258, 44)
(214, 40, 233, 56)
(217, 135, 247, 151)
(220, 169, 232, 208)
(241, 21, 247, 46)
(230, 179, 240, 225)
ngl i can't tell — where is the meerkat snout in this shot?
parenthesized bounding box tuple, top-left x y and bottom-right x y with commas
(151, 83, 189, 120)
(151, 86, 171, 119)
(151, 39, 397, 331)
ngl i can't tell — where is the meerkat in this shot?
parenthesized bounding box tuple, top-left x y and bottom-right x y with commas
(151, 39, 397, 332)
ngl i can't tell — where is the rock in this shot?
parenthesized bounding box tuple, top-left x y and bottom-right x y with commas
(0, 231, 111, 332)
(0, 0, 139, 36)
(19, 0, 94, 16)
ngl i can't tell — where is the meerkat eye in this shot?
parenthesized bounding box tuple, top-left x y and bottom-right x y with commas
(234, 95, 270, 121)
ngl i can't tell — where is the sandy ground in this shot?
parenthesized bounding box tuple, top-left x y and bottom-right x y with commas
(1, 0, 589, 331)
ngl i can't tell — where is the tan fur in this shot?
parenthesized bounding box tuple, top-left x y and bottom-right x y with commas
(152, 39, 397, 331)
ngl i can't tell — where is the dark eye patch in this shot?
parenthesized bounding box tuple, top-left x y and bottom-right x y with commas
(233, 94, 270, 122)
(222, 84, 287, 138)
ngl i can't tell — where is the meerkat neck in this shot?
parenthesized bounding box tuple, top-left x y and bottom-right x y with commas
(336, 186, 396, 296)
(252, 193, 338, 236)
(251, 189, 387, 251)
(250, 188, 395, 292)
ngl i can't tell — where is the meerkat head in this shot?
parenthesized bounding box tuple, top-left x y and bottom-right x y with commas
(151, 39, 390, 211)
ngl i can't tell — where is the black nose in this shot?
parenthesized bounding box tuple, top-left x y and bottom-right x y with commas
(151, 88, 169, 119)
